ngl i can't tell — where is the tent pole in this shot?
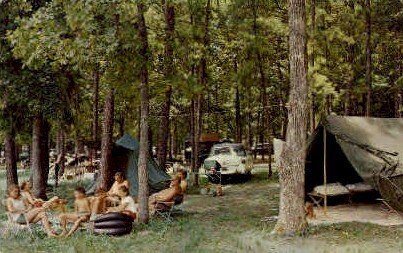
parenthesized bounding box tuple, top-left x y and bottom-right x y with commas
(323, 127, 328, 215)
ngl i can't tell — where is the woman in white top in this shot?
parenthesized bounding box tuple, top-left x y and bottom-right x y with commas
(6, 185, 57, 237)
(107, 185, 137, 220)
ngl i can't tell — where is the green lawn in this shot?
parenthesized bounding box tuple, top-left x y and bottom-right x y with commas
(1, 172, 402, 253)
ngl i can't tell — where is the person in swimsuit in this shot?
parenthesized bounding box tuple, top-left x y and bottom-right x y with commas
(88, 187, 109, 220)
(6, 185, 57, 237)
(58, 187, 91, 237)
(148, 176, 182, 215)
(20, 180, 59, 209)
(107, 172, 129, 206)
(107, 186, 138, 221)
(108, 172, 129, 197)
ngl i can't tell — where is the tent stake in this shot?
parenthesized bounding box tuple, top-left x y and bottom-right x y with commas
(323, 127, 328, 215)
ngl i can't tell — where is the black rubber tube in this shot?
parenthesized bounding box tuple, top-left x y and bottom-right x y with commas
(95, 212, 134, 223)
(93, 226, 133, 236)
(94, 220, 133, 229)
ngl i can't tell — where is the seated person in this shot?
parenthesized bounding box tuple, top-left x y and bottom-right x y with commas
(89, 187, 109, 220)
(6, 185, 57, 237)
(108, 172, 129, 205)
(176, 169, 188, 193)
(20, 180, 59, 209)
(107, 186, 137, 221)
(59, 187, 91, 237)
(148, 176, 182, 215)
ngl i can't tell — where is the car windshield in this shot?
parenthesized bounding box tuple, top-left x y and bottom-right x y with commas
(213, 147, 231, 155)
(233, 146, 247, 157)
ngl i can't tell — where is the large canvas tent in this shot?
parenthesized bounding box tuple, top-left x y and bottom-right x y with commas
(87, 134, 171, 196)
(306, 116, 403, 212)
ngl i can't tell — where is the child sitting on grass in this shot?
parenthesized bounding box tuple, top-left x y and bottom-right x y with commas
(107, 186, 137, 221)
(89, 187, 109, 220)
(58, 186, 91, 237)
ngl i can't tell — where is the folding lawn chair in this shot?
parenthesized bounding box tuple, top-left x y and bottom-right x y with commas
(153, 194, 186, 223)
(153, 201, 175, 223)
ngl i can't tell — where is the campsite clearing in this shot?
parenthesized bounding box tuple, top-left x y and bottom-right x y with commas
(1, 171, 402, 253)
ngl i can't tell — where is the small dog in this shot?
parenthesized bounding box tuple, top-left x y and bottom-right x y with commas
(305, 201, 316, 219)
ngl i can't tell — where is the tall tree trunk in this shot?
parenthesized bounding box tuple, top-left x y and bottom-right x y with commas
(92, 68, 100, 161)
(190, 99, 196, 170)
(157, 1, 175, 168)
(274, 0, 308, 235)
(364, 0, 372, 117)
(5, 128, 18, 188)
(234, 60, 242, 143)
(235, 84, 242, 143)
(42, 121, 50, 187)
(137, 2, 150, 224)
(56, 126, 66, 178)
(100, 89, 115, 190)
(192, 95, 201, 186)
(32, 114, 48, 199)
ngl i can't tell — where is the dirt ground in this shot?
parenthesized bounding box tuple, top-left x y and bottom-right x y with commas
(309, 204, 403, 227)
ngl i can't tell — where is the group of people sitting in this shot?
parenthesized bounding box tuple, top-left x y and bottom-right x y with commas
(5, 169, 188, 237)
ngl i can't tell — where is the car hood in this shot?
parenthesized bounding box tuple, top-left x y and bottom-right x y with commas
(205, 154, 243, 165)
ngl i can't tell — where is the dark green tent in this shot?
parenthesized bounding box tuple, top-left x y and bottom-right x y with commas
(115, 134, 171, 196)
(87, 134, 170, 196)
(306, 116, 403, 212)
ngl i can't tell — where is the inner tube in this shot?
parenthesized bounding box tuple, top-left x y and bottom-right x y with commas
(94, 220, 133, 229)
(94, 225, 133, 236)
(95, 212, 134, 223)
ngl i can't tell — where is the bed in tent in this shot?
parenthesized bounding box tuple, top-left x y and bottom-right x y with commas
(87, 134, 171, 196)
(305, 116, 403, 212)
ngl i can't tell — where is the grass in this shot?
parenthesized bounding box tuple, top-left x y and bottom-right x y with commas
(0, 171, 402, 253)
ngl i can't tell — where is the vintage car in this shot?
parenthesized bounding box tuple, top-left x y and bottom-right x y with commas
(203, 143, 253, 183)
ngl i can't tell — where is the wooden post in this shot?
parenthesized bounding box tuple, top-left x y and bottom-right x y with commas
(323, 127, 327, 215)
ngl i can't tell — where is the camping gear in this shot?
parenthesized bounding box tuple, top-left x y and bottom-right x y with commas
(93, 212, 133, 236)
(87, 134, 171, 196)
(306, 116, 403, 212)
(115, 134, 171, 196)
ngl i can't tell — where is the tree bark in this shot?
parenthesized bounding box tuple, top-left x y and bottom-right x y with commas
(137, 2, 150, 224)
(190, 99, 196, 170)
(91, 68, 100, 161)
(234, 59, 242, 143)
(42, 121, 50, 187)
(100, 89, 115, 190)
(364, 0, 372, 117)
(56, 126, 66, 178)
(157, 1, 175, 168)
(274, 0, 308, 235)
(5, 129, 18, 188)
(31, 114, 48, 199)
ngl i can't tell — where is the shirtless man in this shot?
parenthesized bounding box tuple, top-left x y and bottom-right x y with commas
(176, 169, 188, 193)
(59, 187, 91, 237)
(108, 172, 129, 197)
(108, 172, 129, 205)
(148, 176, 182, 215)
